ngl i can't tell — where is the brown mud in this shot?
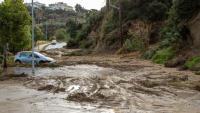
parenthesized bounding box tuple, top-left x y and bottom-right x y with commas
(1, 50, 200, 112)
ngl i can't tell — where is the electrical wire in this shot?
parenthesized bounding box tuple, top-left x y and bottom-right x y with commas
(100, 0, 106, 9)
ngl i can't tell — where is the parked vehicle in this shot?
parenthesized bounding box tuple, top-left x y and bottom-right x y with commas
(51, 40, 56, 45)
(14, 51, 55, 64)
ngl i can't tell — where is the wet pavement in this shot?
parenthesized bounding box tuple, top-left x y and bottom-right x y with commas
(35, 44, 49, 51)
(45, 42, 67, 50)
(1, 64, 200, 113)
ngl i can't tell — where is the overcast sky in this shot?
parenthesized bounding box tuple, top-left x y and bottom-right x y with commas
(0, 0, 106, 10)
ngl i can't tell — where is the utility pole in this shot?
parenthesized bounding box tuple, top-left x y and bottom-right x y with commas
(109, 0, 123, 47)
(46, 21, 47, 41)
(51, 19, 53, 37)
(118, 0, 122, 47)
(31, 0, 35, 73)
(38, 18, 40, 50)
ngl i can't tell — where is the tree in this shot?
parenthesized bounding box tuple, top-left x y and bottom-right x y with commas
(55, 30, 65, 41)
(12, 25, 32, 51)
(59, 28, 66, 34)
(173, 0, 199, 20)
(33, 25, 45, 43)
(0, 0, 30, 68)
(75, 4, 84, 12)
(146, 0, 168, 22)
(55, 28, 66, 41)
(41, 5, 46, 10)
(50, 36, 56, 41)
(66, 19, 78, 38)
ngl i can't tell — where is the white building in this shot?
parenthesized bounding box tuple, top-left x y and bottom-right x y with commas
(48, 2, 73, 11)
(26, 2, 46, 9)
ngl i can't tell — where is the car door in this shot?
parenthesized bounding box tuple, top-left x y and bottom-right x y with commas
(28, 52, 40, 64)
(19, 52, 29, 63)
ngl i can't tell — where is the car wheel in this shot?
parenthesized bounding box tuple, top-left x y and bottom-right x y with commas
(15, 60, 21, 64)
(39, 61, 44, 63)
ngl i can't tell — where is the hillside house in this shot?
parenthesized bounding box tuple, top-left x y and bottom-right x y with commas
(26, 2, 46, 9)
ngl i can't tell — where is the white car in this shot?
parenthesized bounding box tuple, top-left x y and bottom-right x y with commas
(14, 51, 55, 64)
(51, 40, 56, 45)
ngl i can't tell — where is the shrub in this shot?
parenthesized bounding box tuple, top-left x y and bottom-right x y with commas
(55, 29, 65, 41)
(152, 46, 178, 64)
(103, 21, 118, 34)
(66, 38, 78, 48)
(50, 36, 56, 41)
(79, 40, 93, 49)
(140, 49, 156, 60)
(75, 24, 92, 42)
(125, 38, 143, 52)
(185, 57, 200, 68)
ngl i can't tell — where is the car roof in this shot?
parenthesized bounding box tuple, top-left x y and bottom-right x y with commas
(19, 51, 41, 54)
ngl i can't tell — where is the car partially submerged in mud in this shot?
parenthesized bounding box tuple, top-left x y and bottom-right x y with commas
(14, 51, 55, 64)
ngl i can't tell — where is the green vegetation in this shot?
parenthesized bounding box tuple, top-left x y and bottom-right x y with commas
(79, 40, 93, 49)
(55, 28, 66, 41)
(185, 57, 200, 68)
(152, 46, 178, 64)
(125, 38, 142, 51)
(33, 25, 45, 43)
(66, 19, 79, 39)
(140, 49, 157, 60)
(0, 0, 30, 68)
(160, 0, 200, 44)
(0, 55, 3, 64)
(50, 36, 56, 41)
(139, 0, 200, 67)
(66, 38, 78, 48)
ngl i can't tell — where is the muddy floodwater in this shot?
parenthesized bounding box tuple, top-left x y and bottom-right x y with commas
(1, 63, 200, 113)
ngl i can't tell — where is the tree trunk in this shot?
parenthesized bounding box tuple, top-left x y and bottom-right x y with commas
(6, 43, 9, 59)
(3, 44, 7, 68)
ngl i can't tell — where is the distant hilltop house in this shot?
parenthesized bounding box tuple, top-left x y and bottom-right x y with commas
(25, 2, 73, 11)
(25, 2, 46, 9)
(48, 2, 73, 11)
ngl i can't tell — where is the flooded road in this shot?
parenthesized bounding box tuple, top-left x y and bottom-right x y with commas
(45, 42, 67, 50)
(1, 62, 200, 113)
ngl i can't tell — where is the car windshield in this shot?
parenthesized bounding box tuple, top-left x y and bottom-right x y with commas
(35, 52, 45, 57)
(29, 52, 45, 57)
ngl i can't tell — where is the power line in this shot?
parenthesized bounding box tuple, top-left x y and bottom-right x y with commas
(100, 0, 106, 9)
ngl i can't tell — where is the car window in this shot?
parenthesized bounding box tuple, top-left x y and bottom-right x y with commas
(20, 52, 28, 56)
(35, 54, 39, 58)
(29, 53, 37, 57)
(29, 53, 40, 58)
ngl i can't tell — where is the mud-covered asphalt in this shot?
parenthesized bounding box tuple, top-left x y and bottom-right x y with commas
(0, 54, 200, 113)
